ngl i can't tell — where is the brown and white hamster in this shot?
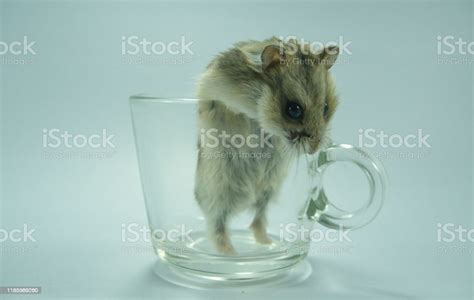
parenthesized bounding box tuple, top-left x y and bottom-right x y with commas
(194, 37, 339, 254)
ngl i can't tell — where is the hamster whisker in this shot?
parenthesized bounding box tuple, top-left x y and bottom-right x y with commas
(294, 141, 303, 174)
(302, 142, 311, 172)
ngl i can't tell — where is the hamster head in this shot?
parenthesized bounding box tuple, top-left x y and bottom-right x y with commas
(255, 40, 339, 154)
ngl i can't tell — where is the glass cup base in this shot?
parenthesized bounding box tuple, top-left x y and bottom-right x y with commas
(153, 258, 312, 289)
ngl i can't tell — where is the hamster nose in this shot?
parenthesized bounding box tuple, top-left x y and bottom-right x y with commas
(299, 131, 311, 138)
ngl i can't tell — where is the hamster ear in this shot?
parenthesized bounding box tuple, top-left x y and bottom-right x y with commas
(319, 46, 339, 69)
(261, 45, 285, 71)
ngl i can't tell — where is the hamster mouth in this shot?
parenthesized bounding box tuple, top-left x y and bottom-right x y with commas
(287, 130, 320, 154)
(288, 130, 311, 141)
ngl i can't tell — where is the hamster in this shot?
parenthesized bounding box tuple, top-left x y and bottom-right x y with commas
(194, 37, 339, 254)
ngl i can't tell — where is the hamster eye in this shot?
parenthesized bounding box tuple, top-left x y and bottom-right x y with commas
(286, 101, 304, 120)
(323, 102, 329, 118)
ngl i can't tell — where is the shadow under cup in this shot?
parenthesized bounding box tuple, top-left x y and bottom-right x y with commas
(129, 95, 387, 284)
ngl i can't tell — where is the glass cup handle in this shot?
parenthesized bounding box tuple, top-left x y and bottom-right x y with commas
(301, 144, 388, 230)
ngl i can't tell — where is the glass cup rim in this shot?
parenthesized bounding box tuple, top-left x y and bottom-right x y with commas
(129, 94, 197, 104)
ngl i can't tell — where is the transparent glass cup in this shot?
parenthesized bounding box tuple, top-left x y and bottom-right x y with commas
(129, 95, 387, 287)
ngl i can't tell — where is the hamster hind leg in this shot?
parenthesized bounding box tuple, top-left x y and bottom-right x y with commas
(209, 209, 236, 255)
(250, 190, 273, 245)
(196, 179, 250, 255)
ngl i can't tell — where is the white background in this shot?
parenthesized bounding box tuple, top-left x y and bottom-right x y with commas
(1, 0, 473, 299)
